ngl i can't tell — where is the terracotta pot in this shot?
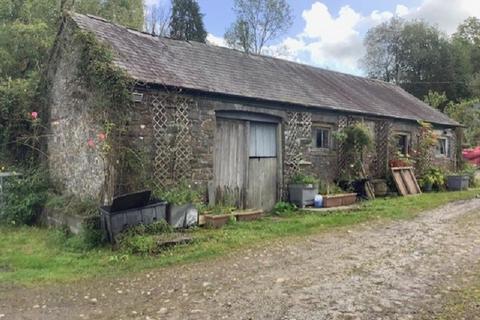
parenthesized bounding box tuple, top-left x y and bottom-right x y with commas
(323, 193, 357, 208)
(204, 214, 233, 228)
(234, 209, 264, 222)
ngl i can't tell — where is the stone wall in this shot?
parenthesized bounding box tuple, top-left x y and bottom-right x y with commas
(133, 89, 460, 201)
(47, 20, 106, 200)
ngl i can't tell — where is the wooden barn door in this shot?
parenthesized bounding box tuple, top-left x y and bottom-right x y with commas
(214, 117, 279, 211)
(246, 122, 278, 210)
(213, 118, 248, 208)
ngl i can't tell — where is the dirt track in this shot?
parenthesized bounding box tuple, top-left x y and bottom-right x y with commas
(2, 199, 480, 320)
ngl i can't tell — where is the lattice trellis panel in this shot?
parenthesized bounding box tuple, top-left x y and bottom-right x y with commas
(151, 93, 193, 188)
(284, 111, 312, 185)
(373, 120, 391, 178)
(336, 116, 348, 176)
(172, 98, 192, 181)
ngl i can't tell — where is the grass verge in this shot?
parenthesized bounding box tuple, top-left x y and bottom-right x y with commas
(0, 190, 478, 286)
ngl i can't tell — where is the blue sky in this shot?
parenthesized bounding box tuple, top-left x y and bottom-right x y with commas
(148, 0, 480, 75)
(198, 0, 418, 37)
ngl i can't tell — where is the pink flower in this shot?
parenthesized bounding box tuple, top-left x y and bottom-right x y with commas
(97, 132, 106, 141)
(87, 138, 95, 148)
(31, 112, 38, 120)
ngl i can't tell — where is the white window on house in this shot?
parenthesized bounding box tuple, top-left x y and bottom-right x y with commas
(436, 137, 449, 157)
(396, 134, 409, 155)
(249, 122, 277, 158)
(313, 128, 331, 149)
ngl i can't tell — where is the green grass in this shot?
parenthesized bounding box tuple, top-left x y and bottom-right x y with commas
(0, 190, 478, 286)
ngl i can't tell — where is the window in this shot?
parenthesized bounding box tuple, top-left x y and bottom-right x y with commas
(249, 122, 277, 158)
(313, 128, 330, 149)
(396, 134, 408, 155)
(436, 137, 449, 156)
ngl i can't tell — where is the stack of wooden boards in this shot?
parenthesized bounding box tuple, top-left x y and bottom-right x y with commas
(391, 167, 422, 196)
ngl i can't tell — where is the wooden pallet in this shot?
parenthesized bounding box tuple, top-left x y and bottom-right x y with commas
(391, 167, 422, 196)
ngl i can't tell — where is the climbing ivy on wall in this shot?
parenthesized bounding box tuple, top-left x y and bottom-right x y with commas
(74, 30, 150, 199)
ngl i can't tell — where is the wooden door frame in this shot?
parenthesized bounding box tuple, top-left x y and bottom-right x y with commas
(215, 112, 283, 209)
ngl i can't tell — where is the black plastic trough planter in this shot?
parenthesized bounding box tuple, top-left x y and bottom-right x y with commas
(100, 191, 167, 242)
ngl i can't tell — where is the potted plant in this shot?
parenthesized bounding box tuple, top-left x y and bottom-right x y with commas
(419, 167, 445, 192)
(203, 205, 235, 228)
(446, 171, 470, 191)
(155, 182, 200, 229)
(288, 174, 318, 208)
(320, 183, 357, 208)
(334, 123, 373, 199)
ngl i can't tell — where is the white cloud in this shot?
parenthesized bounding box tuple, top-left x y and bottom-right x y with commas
(207, 34, 228, 47)
(395, 5, 410, 17)
(406, 0, 480, 34)
(206, 0, 480, 76)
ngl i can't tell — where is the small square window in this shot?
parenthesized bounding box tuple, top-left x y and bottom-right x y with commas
(313, 128, 330, 149)
(436, 138, 449, 156)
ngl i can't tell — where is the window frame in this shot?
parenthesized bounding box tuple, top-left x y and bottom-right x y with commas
(395, 133, 409, 156)
(435, 137, 449, 157)
(312, 127, 332, 150)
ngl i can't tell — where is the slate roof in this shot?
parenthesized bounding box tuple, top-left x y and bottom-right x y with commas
(70, 13, 458, 126)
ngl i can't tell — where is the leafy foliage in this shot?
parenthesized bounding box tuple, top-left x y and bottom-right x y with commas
(362, 17, 475, 102)
(335, 123, 373, 180)
(1, 169, 49, 225)
(169, 0, 207, 42)
(291, 174, 318, 185)
(419, 167, 446, 191)
(116, 220, 174, 255)
(154, 181, 201, 205)
(414, 121, 438, 176)
(0, 0, 144, 167)
(445, 98, 480, 147)
(271, 201, 297, 216)
(225, 0, 293, 54)
(424, 90, 448, 111)
(72, 0, 145, 30)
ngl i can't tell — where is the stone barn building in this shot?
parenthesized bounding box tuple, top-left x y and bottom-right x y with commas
(45, 13, 461, 210)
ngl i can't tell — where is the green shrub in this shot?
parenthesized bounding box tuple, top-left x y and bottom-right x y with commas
(49, 219, 106, 252)
(45, 193, 98, 217)
(420, 167, 446, 191)
(1, 169, 49, 225)
(460, 164, 480, 188)
(117, 220, 174, 255)
(153, 181, 201, 205)
(291, 174, 318, 185)
(318, 181, 345, 195)
(272, 202, 297, 216)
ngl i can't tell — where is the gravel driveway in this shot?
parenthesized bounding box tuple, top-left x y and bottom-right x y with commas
(2, 199, 480, 320)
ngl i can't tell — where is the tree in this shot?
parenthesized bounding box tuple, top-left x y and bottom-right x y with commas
(361, 17, 404, 83)
(362, 18, 471, 102)
(454, 17, 480, 45)
(145, 3, 171, 36)
(454, 17, 480, 95)
(169, 0, 207, 42)
(73, 0, 145, 30)
(423, 90, 448, 111)
(398, 21, 458, 100)
(224, 0, 293, 54)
